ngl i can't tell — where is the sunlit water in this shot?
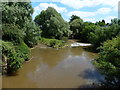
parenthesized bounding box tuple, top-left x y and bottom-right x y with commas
(2, 43, 104, 88)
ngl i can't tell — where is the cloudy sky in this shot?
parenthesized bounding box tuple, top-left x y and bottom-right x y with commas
(31, 0, 119, 23)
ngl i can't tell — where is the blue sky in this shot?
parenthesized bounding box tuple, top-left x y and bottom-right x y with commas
(31, 0, 118, 23)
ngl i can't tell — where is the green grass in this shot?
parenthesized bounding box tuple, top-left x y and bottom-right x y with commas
(39, 38, 65, 48)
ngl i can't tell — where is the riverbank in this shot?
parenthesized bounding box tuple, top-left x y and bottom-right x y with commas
(38, 38, 92, 48)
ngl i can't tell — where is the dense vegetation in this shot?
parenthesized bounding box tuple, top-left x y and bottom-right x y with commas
(1, 2, 120, 88)
(1, 2, 41, 73)
(34, 7, 72, 39)
(94, 36, 120, 88)
(39, 38, 65, 48)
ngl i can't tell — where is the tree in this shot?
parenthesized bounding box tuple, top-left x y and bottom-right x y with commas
(23, 22, 41, 48)
(94, 36, 120, 88)
(80, 22, 96, 42)
(111, 18, 120, 25)
(69, 18, 83, 39)
(88, 23, 120, 49)
(2, 2, 41, 47)
(2, 2, 33, 28)
(69, 15, 80, 23)
(34, 7, 72, 39)
(95, 20, 106, 26)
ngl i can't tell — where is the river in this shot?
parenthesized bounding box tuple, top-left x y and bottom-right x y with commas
(2, 41, 104, 88)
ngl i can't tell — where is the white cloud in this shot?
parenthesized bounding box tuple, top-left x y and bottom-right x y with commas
(97, 8, 111, 14)
(33, 3, 67, 18)
(67, 6, 116, 23)
(83, 18, 96, 23)
(68, 7, 112, 18)
(80, 16, 117, 23)
(68, 11, 96, 18)
(60, 0, 119, 9)
(100, 16, 117, 23)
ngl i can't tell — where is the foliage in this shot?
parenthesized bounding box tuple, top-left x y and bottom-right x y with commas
(2, 2, 41, 48)
(80, 22, 96, 42)
(111, 18, 120, 25)
(95, 20, 106, 26)
(94, 36, 120, 88)
(2, 41, 23, 73)
(2, 2, 33, 28)
(1, 40, 30, 73)
(23, 22, 41, 48)
(69, 15, 80, 23)
(39, 38, 64, 48)
(70, 18, 83, 39)
(15, 42, 30, 61)
(34, 7, 72, 39)
(7, 51, 24, 73)
(2, 24, 24, 44)
(88, 24, 120, 49)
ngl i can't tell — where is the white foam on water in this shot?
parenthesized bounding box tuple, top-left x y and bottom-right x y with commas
(71, 43, 92, 47)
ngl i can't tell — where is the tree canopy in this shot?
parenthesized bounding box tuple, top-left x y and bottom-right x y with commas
(34, 7, 72, 39)
(69, 16, 83, 39)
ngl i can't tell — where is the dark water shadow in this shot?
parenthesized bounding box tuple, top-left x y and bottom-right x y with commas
(76, 69, 105, 90)
(6, 70, 19, 76)
(79, 68, 104, 81)
(78, 68, 105, 89)
(83, 46, 98, 53)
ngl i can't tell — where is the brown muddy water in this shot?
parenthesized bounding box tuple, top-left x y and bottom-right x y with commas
(2, 43, 104, 88)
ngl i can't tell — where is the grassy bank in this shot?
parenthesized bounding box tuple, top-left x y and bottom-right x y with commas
(39, 38, 66, 48)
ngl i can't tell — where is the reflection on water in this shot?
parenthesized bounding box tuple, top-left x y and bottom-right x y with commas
(2, 45, 103, 88)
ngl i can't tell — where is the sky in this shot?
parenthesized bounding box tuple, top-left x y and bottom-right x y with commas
(31, 0, 119, 23)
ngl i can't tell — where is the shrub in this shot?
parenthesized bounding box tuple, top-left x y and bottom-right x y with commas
(15, 42, 30, 61)
(2, 24, 24, 44)
(2, 40, 30, 73)
(94, 36, 120, 88)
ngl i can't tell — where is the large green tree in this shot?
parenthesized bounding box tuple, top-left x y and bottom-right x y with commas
(34, 7, 72, 39)
(69, 16, 83, 39)
(2, 2, 33, 28)
(80, 22, 96, 42)
(2, 2, 41, 47)
(89, 24, 120, 49)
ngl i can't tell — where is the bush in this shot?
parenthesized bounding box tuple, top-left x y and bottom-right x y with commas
(7, 51, 24, 73)
(94, 36, 120, 88)
(15, 42, 30, 61)
(2, 40, 30, 73)
(2, 24, 24, 44)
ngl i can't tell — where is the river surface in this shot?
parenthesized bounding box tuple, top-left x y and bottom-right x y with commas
(2, 41, 104, 88)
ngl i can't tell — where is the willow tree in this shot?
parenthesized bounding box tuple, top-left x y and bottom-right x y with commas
(34, 7, 72, 39)
(2, 2, 33, 28)
(2, 2, 41, 47)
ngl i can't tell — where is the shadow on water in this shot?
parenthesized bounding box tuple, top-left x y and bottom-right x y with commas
(79, 68, 104, 80)
(83, 46, 98, 53)
(6, 71, 19, 76)
(78, 68, 105, 88)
